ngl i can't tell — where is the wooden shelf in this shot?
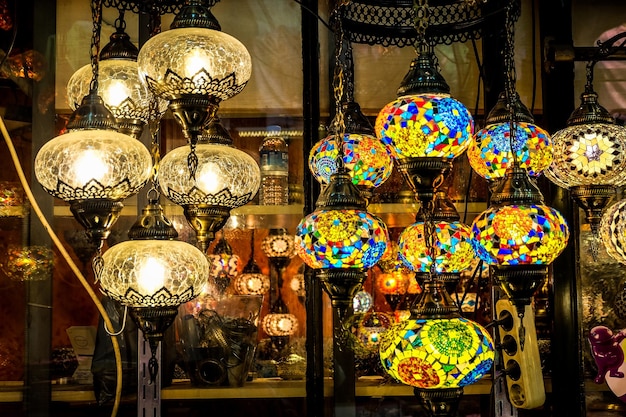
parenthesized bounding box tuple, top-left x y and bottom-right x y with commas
(3, 376, 604, 403)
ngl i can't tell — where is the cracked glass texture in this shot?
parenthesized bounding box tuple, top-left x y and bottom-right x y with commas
(159, 143, 260, 208)
(546, 123, 626, 187)
(66, 60, 167, 122)
(600, 198, 626, 264)
(137, 27, 252, 102)
(100, 240, 209, 308)
(34, 130, 152, 201)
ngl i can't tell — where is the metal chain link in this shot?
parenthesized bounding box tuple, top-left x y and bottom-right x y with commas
(413, 0, 430, 50)
(425, 171, 446, 280)
(89, 0, 104, 93)
(503, 2, 518, 167)
(332, 6, 348, 170)
(148, 97, 162, 196)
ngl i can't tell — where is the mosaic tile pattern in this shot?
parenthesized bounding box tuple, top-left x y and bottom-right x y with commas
(309, 133, 393, 189)
(471, 204, 569, 265)
(379, 317, 494, 389)
(547, 124, 626, 187)
(468, 122, 553, 179)
(295, 209, 388, 269)
(375, 94, 473, 160)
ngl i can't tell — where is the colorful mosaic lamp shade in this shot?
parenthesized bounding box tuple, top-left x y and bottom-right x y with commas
(470, 166, 569, 310)
(467, 92, 552, 182)
(309, 133, 393, 196)
(545, 87, 626, 236)
(374, 48, 473, 204)
(379, 316, 494, 389)
(348, 311, 394, 355)
(206, 236, 240, 296)
(295, 169, 389, 319)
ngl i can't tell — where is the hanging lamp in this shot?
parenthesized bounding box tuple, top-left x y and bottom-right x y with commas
(137, 0, 251, 178)
(34, 0, 152, 251)
(233, 230, 270, 296)
(159, 115, 260, 253)
(545, 60, 626, 238)
(66, 9, 166, 139)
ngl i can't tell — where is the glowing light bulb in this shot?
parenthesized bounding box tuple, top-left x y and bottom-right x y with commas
(137, 257, 167, 295)
(74, 149, 109, 186)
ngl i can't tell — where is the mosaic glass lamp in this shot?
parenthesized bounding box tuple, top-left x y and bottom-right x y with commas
(467, 92, 552, 184)
(470, 166, 569, 312)
(379, 278, 494, 416)
(233, 232, 270, 296)
(375, 45, 473, 204)
(310, 102, 393, 201)
(159, 116, 260, 252)
(295, 169, 388, 320)
(600, 198, 626, 264)
(207, 236, 240, 296)
(545, 85, 626, 235)
(137, 0, 251, 177)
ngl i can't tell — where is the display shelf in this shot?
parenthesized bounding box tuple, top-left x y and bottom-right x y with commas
(1, 377, 605, 403)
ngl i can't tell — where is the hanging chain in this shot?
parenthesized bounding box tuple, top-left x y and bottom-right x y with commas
(148, 96, 162, 196)
(332, 5, 347, 170)
(413, 0, 430, 52)
(503, 2, 519, 167)
(424, 171, 446, 281)
(89, 0, 104, 93)
(114, 9, 126, 32)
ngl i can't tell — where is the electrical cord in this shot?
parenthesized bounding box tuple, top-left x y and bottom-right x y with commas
(0, 114, 122, 417)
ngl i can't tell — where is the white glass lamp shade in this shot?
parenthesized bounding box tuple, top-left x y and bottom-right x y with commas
(66, 61, 166, 123)
(233, 272, 270, 295)
(262, 313, 299, 337)
(34, 130, 152, 202)
(99, 240, 209, 308)
(546, 124, 626, 188)
(159, 143, 260, 208)
(600, 199, 626, 263)
(137, 27, 252, 102)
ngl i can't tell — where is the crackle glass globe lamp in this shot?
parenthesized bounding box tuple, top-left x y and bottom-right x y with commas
(137, 1, 251, 146)
(467, 92, 552, 181)
(66, 16, 166, 139)
(600, 199, 626, 264)
(379, 316, 495, 389)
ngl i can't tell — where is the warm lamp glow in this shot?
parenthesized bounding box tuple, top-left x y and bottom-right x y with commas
(262, 313, 299, 337)
(375, 94, 473, 161)
(309, 133, 393, 189)
(471, 204, 569, 266)
(295, 209, 388, 269)
(34, 130, 152, 202)
(99, 240, 209, 308)
(379, 317, 494, 389)
(159, 143, 260, 208)
(398, 221, 474, 274)
(600, 199, 626, 264)
(137, 27, 251, 103)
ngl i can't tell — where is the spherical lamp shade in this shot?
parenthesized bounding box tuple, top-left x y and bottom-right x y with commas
(137, 27, 251, 103)
(99, 240, 209, 308)
(34, 130, 152, 202)
(467, 122, 553, 180)
(375, 94, 473, 161)
(379, 317, 494, 389)
(349, 311, 394, 353)
(309, 133, 393, 189)
(600, 199, 626, 264)
(234, 271, 270, 296)
(353, 290, 374, 314)
(398, 221, 474, 274)
(159, 143, 260, 208)
(295, 209, 388, 269)
(261, 232, 296, 259)
(546, 123, 626, 187)
(67, 60, 166, 128)
(262, 313, 299, 337)
(470, 204, 569, 266)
